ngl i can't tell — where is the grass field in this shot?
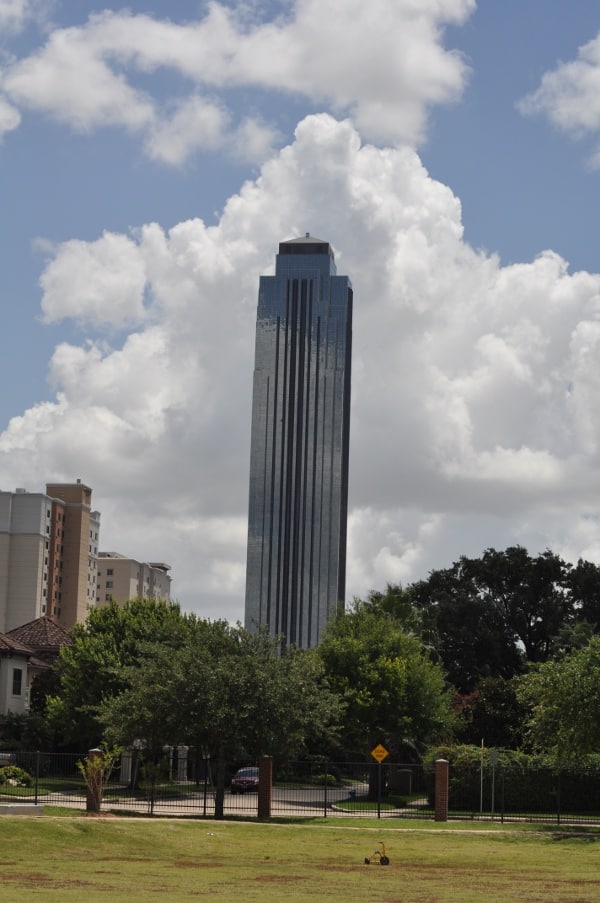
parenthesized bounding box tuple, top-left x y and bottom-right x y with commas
(0, 813, 599, 902)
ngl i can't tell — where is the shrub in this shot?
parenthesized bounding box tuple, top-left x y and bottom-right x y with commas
(311, 773, 338, 786)
(424, 746, 600, 814)
(0, 765, 33, 787)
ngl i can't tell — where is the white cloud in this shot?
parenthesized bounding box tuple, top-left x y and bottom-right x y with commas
(144, 94, 230, 165)
(39, 232, 149, 328)
(1, 0, 474, 161)
(4, 114, 600, 619)
(230, 116, 282, 164)
(0, 93, 20, 137)
(3, 25, 155, 132)
(0, 0, 40, 34)
(518, 32, 600, 166)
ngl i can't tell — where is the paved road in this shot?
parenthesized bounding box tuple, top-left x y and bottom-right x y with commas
(9, 782, 372, 818)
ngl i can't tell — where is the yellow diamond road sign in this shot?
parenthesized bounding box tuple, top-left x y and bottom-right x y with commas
(371, 743, 389, 763)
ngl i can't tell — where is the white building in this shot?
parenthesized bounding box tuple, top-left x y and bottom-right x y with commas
(97, 553, 172, 607)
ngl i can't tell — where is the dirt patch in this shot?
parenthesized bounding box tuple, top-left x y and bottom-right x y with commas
(2, 874, 99, 889)
(172, 860, 223, 869)
(254, 875, 308, 882)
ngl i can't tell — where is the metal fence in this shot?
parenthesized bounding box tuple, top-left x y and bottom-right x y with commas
(270, 760, 433, 819)
(1, 751, 600, 824)
(447, 762, 600, 825)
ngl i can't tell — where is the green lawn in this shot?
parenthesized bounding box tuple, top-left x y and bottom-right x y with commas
(0, 815, 599, 902)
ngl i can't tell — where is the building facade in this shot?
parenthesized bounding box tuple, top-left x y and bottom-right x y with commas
(96, 552, 172, 607)
(244, 235, 353, 648)
(0, 633, 32, 716)
(0, 481, 100, 632)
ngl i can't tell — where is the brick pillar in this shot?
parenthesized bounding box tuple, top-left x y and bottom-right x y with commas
(434, 758, 449, 822)
(258, 755, 272, 818)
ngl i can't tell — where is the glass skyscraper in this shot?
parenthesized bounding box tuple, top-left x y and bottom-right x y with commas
(244, 235, 353, 648)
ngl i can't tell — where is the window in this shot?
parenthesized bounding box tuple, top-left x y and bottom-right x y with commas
(107, 569, 114, 576)
(105, 594, 112, 601)
(12, 668, 23, 696)
(106, 581, 113, 588)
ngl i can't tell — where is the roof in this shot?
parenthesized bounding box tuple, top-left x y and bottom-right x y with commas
(6, 616, 72, 650)
(0, 633, 32, 657)
(279, 233, 334, 258)
(280, 233, 329, 245)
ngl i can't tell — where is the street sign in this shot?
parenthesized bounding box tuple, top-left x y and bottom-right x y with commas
(370, 743, 389, 763)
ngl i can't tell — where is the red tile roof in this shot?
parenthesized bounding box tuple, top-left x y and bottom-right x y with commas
(6, 616, 72, 650)
(0, 633, 32, 656)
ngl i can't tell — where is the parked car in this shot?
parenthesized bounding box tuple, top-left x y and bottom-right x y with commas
(0, 752, 15, 766)
(230, 766, 259, 794)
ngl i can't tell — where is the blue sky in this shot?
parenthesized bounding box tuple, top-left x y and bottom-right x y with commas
(2, 0, 600, 620)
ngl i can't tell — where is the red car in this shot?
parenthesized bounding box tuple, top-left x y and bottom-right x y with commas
(230, 766, 259, 794)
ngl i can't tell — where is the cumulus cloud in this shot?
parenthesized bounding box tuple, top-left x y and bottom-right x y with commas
(1, 0, 473, 162)
(144, 95, 231, 165)
(39, 232, 148, 328)
(518, 32, 600, 166)
(3, 25, 156, 132)
(0, 94, 20, 137)
(4, 114, 600, 619)
(0, 0, 41, 34)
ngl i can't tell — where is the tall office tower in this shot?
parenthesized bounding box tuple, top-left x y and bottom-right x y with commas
(244, 235, 353, 649)
(0, 481, 100, 632)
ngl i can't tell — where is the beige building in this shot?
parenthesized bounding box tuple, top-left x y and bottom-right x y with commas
(97, 552, 172, 607)
(0, 481, 100, 632)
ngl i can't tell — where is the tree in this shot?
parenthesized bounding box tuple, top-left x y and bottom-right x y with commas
(410, 563, 523, 692)
(454, 676, 527, 749)
(518, 636, 600, 761)
(45, 599, 190, 749)
(317, 601, 454, 763)
(409, 547, 579, 692)
(361, 583, 421, 633)
(101, 621, 343, 818)
(566, 558, 600, 630)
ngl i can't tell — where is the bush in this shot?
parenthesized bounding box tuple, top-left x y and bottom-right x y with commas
(424, 746, 600, 814)
(0, 765, 33, 787)
(311, 773, 338, 786)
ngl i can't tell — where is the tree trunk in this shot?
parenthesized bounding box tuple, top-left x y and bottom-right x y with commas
(214, 746, 226, 819)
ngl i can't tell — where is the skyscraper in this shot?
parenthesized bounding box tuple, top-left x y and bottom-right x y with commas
(245, 235, 353, 648)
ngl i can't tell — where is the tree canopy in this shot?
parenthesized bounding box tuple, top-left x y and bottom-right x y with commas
(406, 547, 600, 692)
(317, 601, 454, 759)
(45, 598, 189, 749)
(101, 620, 342, 816)
(518, 636, 600, 761)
